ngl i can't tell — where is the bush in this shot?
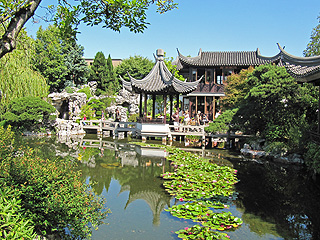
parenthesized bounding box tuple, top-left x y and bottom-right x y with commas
(0, 127, 109, 239)
(1, 97, 55, 131)
(128, 113, 138, 122)
(77, 87, 92, 99)
(304, 142, 320, 174)
(0, 185, 37, 239)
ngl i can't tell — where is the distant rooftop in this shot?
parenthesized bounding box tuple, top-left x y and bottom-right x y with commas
(174, 48, 281, 69)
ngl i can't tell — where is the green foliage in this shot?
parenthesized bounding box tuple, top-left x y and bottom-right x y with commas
(304, 142, 320, 174)
(65, 86, 75, 93)
(100, 97, 115, 108)
(2, 97, 56, 131)
(0, 185, 37, 240)
(304, 15, 320, 57)
(89, 52, 107, 87)
(33, 25, 68, 92)
(78, 0, 177, 33)
(77, 86, 92, 99)
(0, 125, 14, 161)
(64, 43, 89, 86)
(0, 127, 109, 239)
(0, 28, 48, 116)
(128, 113, 139, 122)
(33, 25, 89, 92)
(87, 98, 106, 118)
(157, 145, 241, 239)
(232, 64, 318, 150)
(164, 55, 184, 81)
(115, 55, 154, 82)
(205, 109, 238, 134)
(223, 67, 254, 109)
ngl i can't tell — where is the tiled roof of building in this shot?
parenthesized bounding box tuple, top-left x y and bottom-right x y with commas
(120, 49, 201, 94)
(175, 48, 281, 69)
(277, 44, 320, 82)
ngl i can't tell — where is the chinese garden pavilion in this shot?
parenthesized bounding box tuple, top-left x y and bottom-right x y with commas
(173, 48, 281, 120)
(120, 49, 202, 123)
(277, 43, 320, 134)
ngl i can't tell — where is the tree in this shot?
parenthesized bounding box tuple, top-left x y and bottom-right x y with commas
(2, 96, 56, 131)
(0, 0, 178, 59)
(232, 64, 318, 149)
(33, 25, 68, 92)
(33, 25, 89, 92)
(89, 51, 108, 95)
(0, 28, 48, 116)
(115, 55, 154, 82)
(106, 54, 119, 94)
(223, 67, 254, 109)
(304, 15, 320, 57)
(64, 43, 89, 87)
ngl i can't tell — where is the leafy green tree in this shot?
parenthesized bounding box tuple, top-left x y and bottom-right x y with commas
(233, 64, 318, 148)
(2, 96, 56, 131)
(205, 109, 238, 134)
(304, 15, 320, 57)
(223, 67, 254, 109)
(116, 55, 154, 82)
(33, 25, 68, 92)
(0, 28, 48, 116)
(0, 0, 177, 58)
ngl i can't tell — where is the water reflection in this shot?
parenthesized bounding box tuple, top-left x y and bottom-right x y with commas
(75, 138, 172, 227)
(16, 135, 320, 239)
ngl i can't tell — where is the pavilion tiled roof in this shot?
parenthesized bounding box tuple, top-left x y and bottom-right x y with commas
(277, 43, 320, 82)
(120, 50, 202, 94)
(174, 48, 281, 70)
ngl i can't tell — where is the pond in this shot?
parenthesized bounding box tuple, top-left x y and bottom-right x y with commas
(17, 134, 320, 240)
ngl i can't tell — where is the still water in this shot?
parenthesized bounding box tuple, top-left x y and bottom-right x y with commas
(18, 135, 320, 240)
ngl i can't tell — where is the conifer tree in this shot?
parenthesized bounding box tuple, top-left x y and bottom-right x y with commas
(90, 51, 108, 95)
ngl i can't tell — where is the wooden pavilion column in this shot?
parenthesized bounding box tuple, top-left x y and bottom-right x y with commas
(169, 95, 173, 120)
(152, 94, 156, 119)
(144, 93, 147, 120)
(213, 97, 216, 119)
(204, 96, 207, 116)
(195, 96, 198, 114)
(189, 97, 192, 117)
(318, 86, 320, 134)
(139, 93, 143, 118)
(176, 94, 180, 113)
(163, 94, 167, 124)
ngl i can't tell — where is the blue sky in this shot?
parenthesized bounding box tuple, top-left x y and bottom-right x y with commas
(25, 0, 320, 60)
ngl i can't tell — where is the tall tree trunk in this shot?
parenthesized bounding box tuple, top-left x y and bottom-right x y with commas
(0, 0, 42, 59)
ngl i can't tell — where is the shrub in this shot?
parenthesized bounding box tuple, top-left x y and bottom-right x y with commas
(77, 87, 92, 99)
(0, 185, 37, 239)
(1, 97, 55, 131)
(128, 113, 138, 122)
(0, 127, 109, 239)
(304, 142, 320, 174)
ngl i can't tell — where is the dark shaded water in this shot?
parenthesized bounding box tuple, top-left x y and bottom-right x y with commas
(17, 135, 320, 240)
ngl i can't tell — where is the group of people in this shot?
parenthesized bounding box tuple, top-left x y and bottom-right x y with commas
(181, 110, 209, 126)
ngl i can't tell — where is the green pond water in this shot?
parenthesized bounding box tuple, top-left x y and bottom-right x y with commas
(17, 134, 320, 240)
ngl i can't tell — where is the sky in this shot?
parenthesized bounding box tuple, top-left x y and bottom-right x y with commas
(25, 0, 320, 60)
